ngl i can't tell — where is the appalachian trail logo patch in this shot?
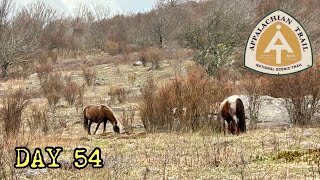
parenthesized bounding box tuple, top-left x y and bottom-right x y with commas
(245, 9, 313, 75)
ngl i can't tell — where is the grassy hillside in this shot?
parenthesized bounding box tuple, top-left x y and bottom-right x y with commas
(0, 52, 319, 179)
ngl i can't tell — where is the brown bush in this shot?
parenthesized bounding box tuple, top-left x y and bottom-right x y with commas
(39, 72, 63, 109)
(264, 66, 320, 126)
(0, 143, 4, 179)
(82, 66, 96, 86)
(121, 106, 136, 134)
(105, 41, 120, 55)
(127, 72, 137, 87)
(27, 105, 49, 135)
(35, 61, 53, 80)
(62, 76, 82, 106)
(139, 66, 231, 133)
(48, 48, 59, 62)
(242, 73, 265, 129)
(138, 47, 163, 69)
(0, 140, 14, 179)
(108, 86, 128, 104)
(0, 89, 30, 137)
(119, 41, 132, 54)
(45, 92, 61, 110)
(75, 84, 85, 113)
(39, 72, 63, 95)
(138, 50, 148, 67)
(105, 41, 131, 56)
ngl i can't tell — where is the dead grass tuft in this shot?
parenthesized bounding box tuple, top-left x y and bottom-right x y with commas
(0, 89, 30, 137)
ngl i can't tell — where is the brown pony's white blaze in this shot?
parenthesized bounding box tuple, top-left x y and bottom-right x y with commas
(83, 104, 120, 135)
(219, 95, 246, 135)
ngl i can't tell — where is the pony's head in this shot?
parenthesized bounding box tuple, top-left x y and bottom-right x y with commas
(101, 105, 121, 134)
(113, 125, 120, 133)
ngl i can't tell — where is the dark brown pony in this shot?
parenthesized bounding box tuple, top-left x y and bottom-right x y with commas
(219, 95, 246, 135)
(83, 104, 120, 135)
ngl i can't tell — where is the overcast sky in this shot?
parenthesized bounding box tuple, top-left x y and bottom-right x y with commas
(17, 0, 156, 15)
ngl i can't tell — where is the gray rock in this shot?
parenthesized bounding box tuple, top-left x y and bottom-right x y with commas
(133, 61, 143, 66)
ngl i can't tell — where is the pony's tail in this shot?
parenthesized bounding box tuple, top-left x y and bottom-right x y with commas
(83, 107, 89, 131)
(236, 98, 246, 133)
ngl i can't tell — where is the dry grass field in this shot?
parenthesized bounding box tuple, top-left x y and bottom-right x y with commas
(8, 128, 320, 179)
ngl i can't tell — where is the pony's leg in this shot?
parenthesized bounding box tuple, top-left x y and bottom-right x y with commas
(93, 122, 102, 135)
(237, 123, 240, 135)
(219, 116, 225, 135)
(88, 121, 93, 135)
(231, 115, 239, 135)
(228, 123, 232, 134)
(103, 120, 107, 134)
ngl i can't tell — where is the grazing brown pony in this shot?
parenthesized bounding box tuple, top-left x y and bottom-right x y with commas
(83, 104, 120, 135)
(219, 95, 246, 135)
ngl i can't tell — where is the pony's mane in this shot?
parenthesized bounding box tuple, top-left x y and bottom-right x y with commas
(84, 105, 116, 116)
(100, 105, 118, 120)
(100, 104, 113, 112)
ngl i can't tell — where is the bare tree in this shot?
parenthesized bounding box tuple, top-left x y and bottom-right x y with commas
(91, 1, 111, 21)
(181, 0, 254, 76)
(0, 0, 14, 77)
(148, 0, 183, 48)
(0, 0, 58, 77)
(90, 1, 111, 51)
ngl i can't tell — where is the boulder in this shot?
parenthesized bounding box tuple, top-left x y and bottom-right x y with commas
(133, 61, 143, 66)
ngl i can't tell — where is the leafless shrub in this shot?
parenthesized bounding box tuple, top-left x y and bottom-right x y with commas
(10, 61, 35, 79)
(39, 72, 63, 95)
(62, 76, 82, 106)
(127, 72, 137, 87)
(121, 106, 136, 134)
(264, 66, 320, 126)
(82, 66, 96, 86)
(39, 72, 63, 109)
(108, 86, 128, 104)
(140, 65, 231, 133)
(105, 41, 120, 55)
(175, 49, 193, 61)
(0, 142, 4, 179)
(0, 140, 15, 180)
(75, 84, 85, 113)
(48, 48, 59, 62)
(27, 105, 49, 135)
(35, 61, 53, 80)
(242, 73, 265, 129)
(138, 50, 148, 67)
(105, 40, 131, 55)
(0, 89, 30, 137)
(45, 92, 61, 110)
(138, 48, 163, 69)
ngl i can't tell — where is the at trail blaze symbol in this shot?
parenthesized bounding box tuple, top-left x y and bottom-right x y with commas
(264, 25, 293, 65)
(245, 10, 313, 75)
